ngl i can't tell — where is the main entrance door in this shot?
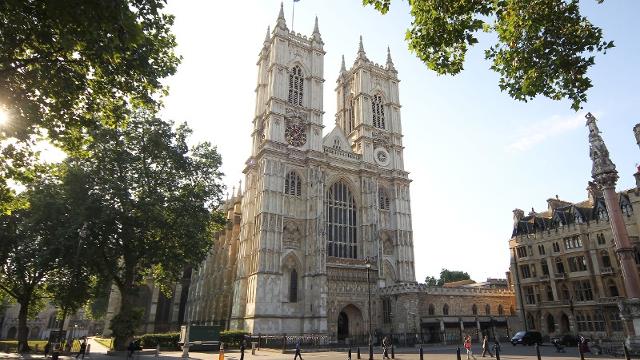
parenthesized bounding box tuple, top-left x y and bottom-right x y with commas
(338, 311, 349, 341)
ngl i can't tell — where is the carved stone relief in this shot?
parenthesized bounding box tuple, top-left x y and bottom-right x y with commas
(283, 219, 303, 249)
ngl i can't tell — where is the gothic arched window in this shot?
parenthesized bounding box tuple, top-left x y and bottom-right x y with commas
(378, 187, 390, 210)
(443, 303, 449, 315)
(325, 180, 357, 258)
(428, 304, 435, 315)
(601, 250, 611, 268)
(485, 304, 491, 315)
(285, 171, 302, 196)
(289, 268, 298, 302)
(288, 65, 304, 106)
(472, 304, 478, 315)
(498, 304, 504, 316)
(371, 94, 385, 129)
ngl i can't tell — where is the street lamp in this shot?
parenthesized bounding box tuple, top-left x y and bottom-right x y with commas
(366, 259, 373, 360)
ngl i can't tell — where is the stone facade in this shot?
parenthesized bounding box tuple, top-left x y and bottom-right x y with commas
(0, 304, 99, 340)
(185, 5, 415, 339)
(509, 184, 640, 341)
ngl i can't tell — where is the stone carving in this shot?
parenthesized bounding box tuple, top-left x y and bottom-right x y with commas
(373, 130, 391, 146)
(286, 107, 308, 121)
(283, 220, 303, 249)
(586, 112, 618, 187)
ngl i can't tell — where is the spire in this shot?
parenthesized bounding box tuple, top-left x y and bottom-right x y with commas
(357, 35, 368, 61)
(237, 180, 243, 197)
(263, 26, 271, 47)
(340, 55, 346, 73)
(586, 112, 618, 187)
(386, 46, 395, 70)
(276, 2, 287, 30)
(313, 16, 319, 34)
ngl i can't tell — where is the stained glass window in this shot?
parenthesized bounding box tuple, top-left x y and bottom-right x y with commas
(325, 180, 357, 259)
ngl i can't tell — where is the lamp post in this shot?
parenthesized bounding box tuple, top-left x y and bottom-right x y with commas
(366, 259, 373, 360)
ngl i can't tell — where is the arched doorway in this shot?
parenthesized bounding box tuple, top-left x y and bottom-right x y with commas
(560, 313, 570, 333)
(546, 314, 555, 334)
(338, 312, 349, 341)
(337, 304, 364, 342)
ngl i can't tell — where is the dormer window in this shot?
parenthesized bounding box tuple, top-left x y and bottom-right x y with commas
(372, 94, 385, 129)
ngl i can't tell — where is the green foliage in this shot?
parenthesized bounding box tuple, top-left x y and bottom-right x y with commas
(220, 330, 249, 347)
(110, 307, 144, 345)
(0, 0, 180, 147)
(138, 332, 180, 350)
(363, 0, 613, 110)
(424, 268, 471, 286)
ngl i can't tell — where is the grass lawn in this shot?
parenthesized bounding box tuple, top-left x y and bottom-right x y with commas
(93, 337, 114, 350)
(0, 340, 49, 352)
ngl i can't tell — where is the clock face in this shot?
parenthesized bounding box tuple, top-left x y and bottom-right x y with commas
(374, 147, 391, 166)
(285, 123, 307, 147)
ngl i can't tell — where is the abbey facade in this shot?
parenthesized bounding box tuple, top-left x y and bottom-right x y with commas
(185, 6, 415, 339)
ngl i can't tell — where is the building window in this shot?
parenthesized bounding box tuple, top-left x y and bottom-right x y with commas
(598, 207, 609, 221)
(560, 284, 571, 301)
(546, 285, 554, 301)
(601, 250, 611, 269)
(498, 305, 504, 316)
(333, 138, 341, 149)
(596, 233, 606, 245)
(555, 258, 565, 274)
(538, 244, 546, 255)
(564, 235, 582, 249)
(285, 171, 302, 196)
(609, 311, 624, 331)
(552, 242, 560, 252)
(520, 264, 531, 279)
(289, 268, 298, 302)
(568, 256, 587, 272)
(623, 203, 633, 217)
(541, 260, 549, 275)
(574, 280, 594, 301)
(325, 180, 358, 259)
(288, 65, 304, 106)
(608, 280, 619, 297)
(443, 304, 449, 315)
(472, 304, 478, 315)
(530, 263, 537, 277)
(378, 187, 390, 210)
(516, 246, 528, 258)
(383, 298, 392, 323)
(524, 286, 536, 304)
(594, 310, 606, 331)
(485, 304, 491, 315)
(428, 304, 435, 315)
(372, 94, 385, 129)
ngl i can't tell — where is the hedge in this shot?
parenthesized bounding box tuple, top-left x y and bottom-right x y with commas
(220, 330, 249, 347)
(138, 332, 180, 350)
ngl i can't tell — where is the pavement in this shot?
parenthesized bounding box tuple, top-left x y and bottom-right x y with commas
(0, 340, 624, 360)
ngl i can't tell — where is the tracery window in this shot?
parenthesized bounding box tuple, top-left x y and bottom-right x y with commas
(325, 180, 357, 259)
(333, 138, 341, 149)
(371, 94, 385, 129)
(284, 171, 302, 196)
(289, 268, 298, 302)
(288, 65, 304, 106)
(378, 187, 390, 210)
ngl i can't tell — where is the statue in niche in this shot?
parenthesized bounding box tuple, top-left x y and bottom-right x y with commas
(283, 220, 302, 249)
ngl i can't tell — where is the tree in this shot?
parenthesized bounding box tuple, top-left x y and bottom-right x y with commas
(0, 0, 180, 146)
(363, 0, 614, 110)
(424, 268, 472, 286)
(0, 169, 82, 351)
(63, 110, 226, 349)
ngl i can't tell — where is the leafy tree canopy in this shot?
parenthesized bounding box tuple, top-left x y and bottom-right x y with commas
(363, 0, 613, 110)
(0, 0, 180, 147)
(425, 268, 472, 286)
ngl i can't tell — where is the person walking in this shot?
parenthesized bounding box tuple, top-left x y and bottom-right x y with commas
(294, 340, 303, 360)
(464, 335, 477, 360)
(240, 337, 245, 360)
(382, 336, 390, 359)
(481, 336, 493, 357)
(44, 342, 51, 358)
(75, 338, 87, 359)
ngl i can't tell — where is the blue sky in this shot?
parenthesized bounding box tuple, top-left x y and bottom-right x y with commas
(160, 0, 640, 283)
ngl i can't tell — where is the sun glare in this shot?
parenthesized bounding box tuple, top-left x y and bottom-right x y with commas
(0, 107, 8, 126)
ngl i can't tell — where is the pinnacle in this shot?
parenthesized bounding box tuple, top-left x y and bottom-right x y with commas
(340, 54, 346, 73)
(357, 35, 368, 61)
(386, 46, 395, 70)
(276, 2, 287, 29)
(313, 16, 320, 34)
(264, 26, 270, 44)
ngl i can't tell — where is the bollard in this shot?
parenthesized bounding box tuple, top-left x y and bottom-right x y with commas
(457, 347, 462, 360)
(535, 343, 541, 360)
(419, 345, 424, 360)
(218, 342, 225, 360)
(391, 343, 395, 359)
(155, 344, 160, 358)
(349, 347, 352, 360)
(357, 346, 361, 359)
(282, 334, 287, 353)
(623, 343, 630, 360)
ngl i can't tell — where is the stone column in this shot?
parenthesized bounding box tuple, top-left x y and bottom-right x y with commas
(586, 113, 640, 348)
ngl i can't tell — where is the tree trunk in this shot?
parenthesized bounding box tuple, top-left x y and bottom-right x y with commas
(17, 299, 29, 353)
(112, 283, 140, 351)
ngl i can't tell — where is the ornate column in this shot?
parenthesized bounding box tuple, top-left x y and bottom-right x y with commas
(586, 113, 640, 348)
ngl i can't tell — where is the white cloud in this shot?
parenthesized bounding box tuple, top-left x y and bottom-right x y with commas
(506, 112, 598, 152)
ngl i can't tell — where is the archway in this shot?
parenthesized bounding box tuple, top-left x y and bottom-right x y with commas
(337, 304, 364, 341)
(560, 313, 570, 333)
(546, 314, 555, 334)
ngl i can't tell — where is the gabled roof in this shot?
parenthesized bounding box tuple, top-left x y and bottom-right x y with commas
(323, 125, 351, 151)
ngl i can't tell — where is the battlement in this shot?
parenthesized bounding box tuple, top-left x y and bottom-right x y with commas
(379, 283, 514, 296)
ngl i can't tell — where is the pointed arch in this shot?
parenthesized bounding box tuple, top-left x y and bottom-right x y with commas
(285, 171, 302, 196)
(325, 179, 358, 259)
(288, 65, 304, 106)
(498, 304, 504, 316)
(371, 93, 385, 129)
(383, 259, 396, 284)
(378, 186, 390, 210)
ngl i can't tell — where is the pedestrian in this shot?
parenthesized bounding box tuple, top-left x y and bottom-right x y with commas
(294, 340, 303, 360)
(482, 336, 493, 357)
(240, 337, 245, 360)
(44, 342, 51, 358)
(76, 338, 87, 359)
(382, 336, 390, 359)
(464, 335, 477, 360)
(127, 340, 138, 359)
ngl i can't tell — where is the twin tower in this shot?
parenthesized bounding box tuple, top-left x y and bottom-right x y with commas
(189, 4, 416, 338)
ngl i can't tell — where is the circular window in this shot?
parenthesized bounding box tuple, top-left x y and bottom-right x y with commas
(374, 148, 390, 166)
